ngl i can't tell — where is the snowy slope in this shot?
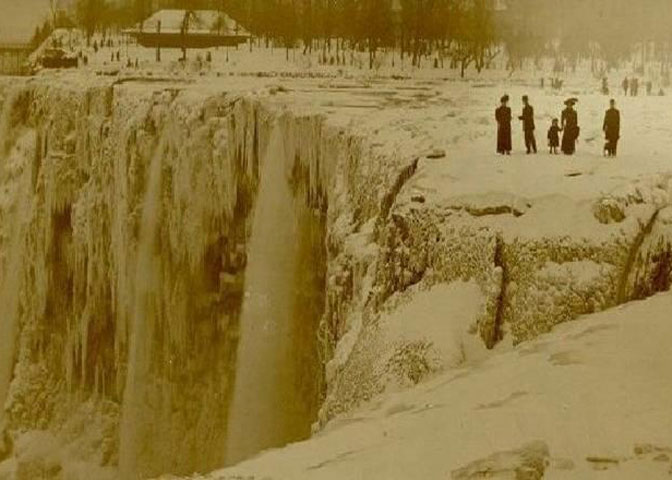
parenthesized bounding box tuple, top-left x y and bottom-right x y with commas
(186, 291, 672, 480)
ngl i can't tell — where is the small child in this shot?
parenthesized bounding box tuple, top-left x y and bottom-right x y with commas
(547, 118, 561, 154)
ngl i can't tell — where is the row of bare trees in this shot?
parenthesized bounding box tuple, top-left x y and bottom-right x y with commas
(66, 0, 672, 75)
(234, 0, 499, 72)
(66, 0, 497, 74)
(500, 0, 672, 74)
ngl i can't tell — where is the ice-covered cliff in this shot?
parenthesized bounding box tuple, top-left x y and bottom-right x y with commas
(0, 75, 670, 480)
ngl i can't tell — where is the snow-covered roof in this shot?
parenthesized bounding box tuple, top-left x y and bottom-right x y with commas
(139, 9, 249, 37)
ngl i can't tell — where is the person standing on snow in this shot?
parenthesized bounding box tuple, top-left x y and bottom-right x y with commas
(547, 118, 561, 155)
(561, 98, 579, 155)
(603, 99, 621, 157)
(496, 95, 512, 155)
(519, 95, 537, 154)
(622, 77, 629, 96)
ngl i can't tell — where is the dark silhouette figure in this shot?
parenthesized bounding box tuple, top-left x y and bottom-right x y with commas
(561, 99, 579, 155)
(630, 77, 639, 97)
(602, 77, 609, 95)
(622, 77, 629, 96)
(519, 95, 537, 154)
(496, 95, 512, 155)
(548, 118, 561, 154)
(603, 99, 621, 157)
(551, 78, 564, 90)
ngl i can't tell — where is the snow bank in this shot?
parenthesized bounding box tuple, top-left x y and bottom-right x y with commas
(192, 291, 672, 480)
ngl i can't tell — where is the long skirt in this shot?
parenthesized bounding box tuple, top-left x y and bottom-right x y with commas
(561, 127, 578, 155)
(497, 126, 512, 153)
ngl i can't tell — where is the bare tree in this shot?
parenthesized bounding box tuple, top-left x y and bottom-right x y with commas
(76, 0, 105, 45)
(450, 0, 498, 77)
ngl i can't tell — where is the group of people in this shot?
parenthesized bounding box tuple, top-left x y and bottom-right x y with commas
(621, 76, 655, 97)
(495, 95, 621, 157)
(601, 76, 665, 97)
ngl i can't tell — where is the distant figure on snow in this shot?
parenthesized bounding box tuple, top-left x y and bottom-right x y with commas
(548, 118, 561, 155)
(630, 77, 639, 97)
(622, 77, 629, 96)
(519, 95, 537, 154)
(496, 95, 512, 155)
(601, 77, 609, 95)
(646, 81, 653, 96)
(603, 99, 621, 157)
(561, 98, 579, 155)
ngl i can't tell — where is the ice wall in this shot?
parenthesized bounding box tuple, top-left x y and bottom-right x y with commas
(0, 76, 338, 479)
(0, 78, 265, 478)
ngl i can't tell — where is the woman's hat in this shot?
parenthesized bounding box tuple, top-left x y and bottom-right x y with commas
(501, 94, 510, 103)
(564, 97, 578, 106)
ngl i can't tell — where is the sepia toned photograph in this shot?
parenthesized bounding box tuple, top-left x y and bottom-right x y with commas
(0, 0, 671, 479)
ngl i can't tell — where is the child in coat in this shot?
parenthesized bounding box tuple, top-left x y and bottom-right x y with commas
(547, 118, 561, 154)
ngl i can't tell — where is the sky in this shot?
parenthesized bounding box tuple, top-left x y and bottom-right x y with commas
(0, 0, 50, 43)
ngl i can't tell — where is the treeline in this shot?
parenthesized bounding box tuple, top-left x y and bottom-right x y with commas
(503, 0, 672, 74)
(68, 0, 672, 75)
(79, 0, 499, 72)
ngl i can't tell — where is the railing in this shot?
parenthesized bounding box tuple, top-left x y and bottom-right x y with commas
(0, 43, 32, 52)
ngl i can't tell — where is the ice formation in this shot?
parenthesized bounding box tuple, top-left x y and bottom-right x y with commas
(0, 74, 670, 480)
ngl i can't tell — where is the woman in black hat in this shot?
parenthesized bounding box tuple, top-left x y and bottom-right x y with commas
(561, 98, 579, 155)
(496, 95, 512, 155)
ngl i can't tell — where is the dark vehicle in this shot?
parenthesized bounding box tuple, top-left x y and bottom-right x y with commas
(40, 49, 78, 69)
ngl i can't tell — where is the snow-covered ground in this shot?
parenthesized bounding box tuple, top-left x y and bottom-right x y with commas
(183, 291, 672, 480)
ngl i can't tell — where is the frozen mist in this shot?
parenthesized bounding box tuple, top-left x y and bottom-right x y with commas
(225, 125, 320, 466)
(118, 131, 167, 478)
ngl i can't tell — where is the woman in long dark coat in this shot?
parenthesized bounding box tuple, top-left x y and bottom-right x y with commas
(561, 99, 579, 155)
(495, 95, 512, 155)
